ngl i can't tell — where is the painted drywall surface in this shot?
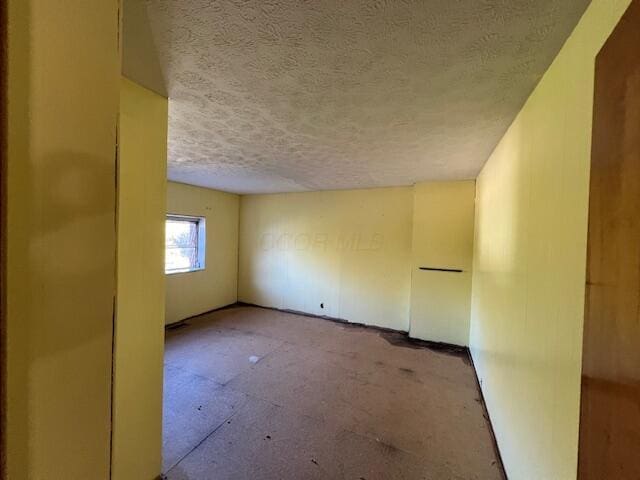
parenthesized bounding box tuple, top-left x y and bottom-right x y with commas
(5, 0, 120, 478)
(409, 181, 475, 346)
(165, 182, 239, 324)
(470, 1, 633, 479)
(113, 78, 167, 480)
(238, 188, 413, 331)
(122, 0, 167, 97)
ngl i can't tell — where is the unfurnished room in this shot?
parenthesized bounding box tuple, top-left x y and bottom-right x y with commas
(2, 0, 640, 479)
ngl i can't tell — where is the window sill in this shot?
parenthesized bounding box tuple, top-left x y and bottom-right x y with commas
(165, 267, 205, 276)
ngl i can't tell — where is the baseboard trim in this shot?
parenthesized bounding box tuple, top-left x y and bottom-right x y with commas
(237, 300, 398, 331)
(467, 350, 508, 480)
(164, 302, 240, 329)
(235, 301, 468, 357)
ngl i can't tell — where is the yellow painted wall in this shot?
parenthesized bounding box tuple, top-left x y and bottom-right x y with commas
(238, 188, 413, 331)
(113, 78, 167, 480)
(166, 182, 239, 324)
(409, 181, 475, 346)
(5, 0, 120, 478)
(470, 1, 632, 478)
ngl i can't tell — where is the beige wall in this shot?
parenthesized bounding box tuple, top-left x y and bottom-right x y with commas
(166, 182, 239, 324)
(470, 1, 632, 479)
(409, 181, 475, 346)
(5, 0, 120, 478)
(113, 78, 167, 480)
(238, 188, 413, 331)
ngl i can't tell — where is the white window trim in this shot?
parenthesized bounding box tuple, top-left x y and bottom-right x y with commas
(165, 214, 206, 275)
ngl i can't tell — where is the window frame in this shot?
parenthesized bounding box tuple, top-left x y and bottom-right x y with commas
(164, 214, 206, 275)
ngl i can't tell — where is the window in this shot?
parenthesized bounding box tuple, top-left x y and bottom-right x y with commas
(165, 215, 206, 274)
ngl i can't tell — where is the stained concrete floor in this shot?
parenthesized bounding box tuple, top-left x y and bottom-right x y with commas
(163, 306, 504, 480)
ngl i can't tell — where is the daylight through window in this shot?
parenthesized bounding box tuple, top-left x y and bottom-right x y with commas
(165, 215, 206, 274)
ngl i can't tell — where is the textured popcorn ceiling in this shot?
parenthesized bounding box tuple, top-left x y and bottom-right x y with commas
(141, 0, 590, 194)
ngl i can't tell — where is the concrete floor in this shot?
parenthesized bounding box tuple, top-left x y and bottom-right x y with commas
(163, 306, 504, 480)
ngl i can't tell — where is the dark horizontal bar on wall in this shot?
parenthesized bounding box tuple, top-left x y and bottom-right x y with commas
(419, 267, 464, 273)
